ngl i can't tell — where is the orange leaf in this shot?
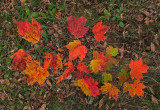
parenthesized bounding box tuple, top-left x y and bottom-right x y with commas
(90, 51, 108, 73)
(10, 49, 32, 71)
(77, 76, 99, 97)
(100, 83, 120, 101)
(77, 62, 91, 73)
(65, 40, 87, 61)
(123, 80, 146, 97)
(92, 21, 110, 42)
(22, 59, 49, 85)
(129, 57, 149, 79)
(15, 18, 43, 44)
(67, 15, 88, 38)
(43, 53, 62, 74)
(56, 62, 74, 84)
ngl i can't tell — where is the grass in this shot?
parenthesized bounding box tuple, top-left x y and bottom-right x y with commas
(0, 0, 160, 109)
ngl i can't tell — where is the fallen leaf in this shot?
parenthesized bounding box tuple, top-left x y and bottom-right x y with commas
(137, 14, 144, 21)
(39, 104, 46, 110)
(92, 21, 110, 42)
(67, 15, 88, 38)
(151, 42, 155, 52)
(98, 97, 104, 109)
(151, 95, 159, 104)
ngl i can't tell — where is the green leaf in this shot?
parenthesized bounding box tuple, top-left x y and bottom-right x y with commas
(119, 22, 124, 28)
(102, 72, 112, 83)
(106, 46, 118, 56)
(112, 17, 116, 21)
(41, 12, 46, 17)
(104, 9, 111, 21)
(42, 30, 47, 37)
(4, 73, 10, 79)
(116, 9, 120, 13)
(31, 12, 38, 18)
(25, 6, 30, 15)
(120, 7, 124, 12)
(98, 16, 105, 21)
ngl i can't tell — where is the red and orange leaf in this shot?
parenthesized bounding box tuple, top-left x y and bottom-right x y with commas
(65, 40, 87, 61)
(15, 18, 43, 44)
(100, 83, 120, 101)
(92, 21, 110, 42)
(56, 62, 74, 84)
(15, 19, 30, 36)
(123, 80, 146, 97)
(77, 62, 91, 73)
(90, 51, 108, 73)
(10, 49, 32, 71)
(77, 76, 99, 97)
(43, 53, 62, 74)
(22, 59, 49, 85)
(129, 57, 149, 79)
(67, 15, 88, 38)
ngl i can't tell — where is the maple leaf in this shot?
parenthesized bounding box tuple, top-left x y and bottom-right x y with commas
(77, 76, 99, 97)
(106, 46, 118, 57)
(129, 57, 149, 79)
(10, 49, 32, 71)
(67, 15, 88, 38)
(92, 21, 110, 42)
(90, 51, 108, 73)
(43, 53, 63, 74)
(102, 72, 112, 83)
(76, 62, 91, 79)
(15, 19, 31, 36)
(118, 68, 129, 85)
(65, 40, 87, 61)
(15, 18, 43, 44)
(123, 80, 146, 97)
(22, 59, 49, 85)
(56, 62, 75, 84)
(100, 83, 120, 101)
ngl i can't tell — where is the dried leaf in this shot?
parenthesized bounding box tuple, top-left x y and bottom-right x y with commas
(129, 57, 149, 79)
(137, 14, 144, 21)
(92, 21, 110, 42)
(39, 104, 46, 110)
(67, 15, 88, 38)
(151, 42, 155, 52)
(151, 95, 159, 104)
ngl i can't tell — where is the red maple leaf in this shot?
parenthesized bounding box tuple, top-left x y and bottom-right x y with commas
(10, 49, 32, 71)
(76, 62, 91, 79)
(15, 19, 31, 36)
(123, 80, 146, 97)
(65, 40, 87, 61)
(92, 21, 110, 42)
(56, 62, 75, 84)
(129, 57, 149, 79)
(43, 53, 63, 74)
(67, 15, 88, 38)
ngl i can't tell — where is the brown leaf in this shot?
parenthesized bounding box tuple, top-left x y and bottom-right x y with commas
(46, 80, 52, 88)
(140, 9, 151, 17)
(152, 95, 159, 104)
(47, 29, 54, 35)
(98, 97, 103, 109)
(151, 42, 155, 52)
(23, 106, 31, 110)
(39, 104, 47, 110)
(147, 86, 155, 94)
(137, 14, 144, 21)
(0, 92, 5, 100)
(144, 17, 150, 25)
(106, 103, 109, 110)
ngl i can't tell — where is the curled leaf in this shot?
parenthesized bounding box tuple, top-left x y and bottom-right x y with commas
(56, 62, 74, 84)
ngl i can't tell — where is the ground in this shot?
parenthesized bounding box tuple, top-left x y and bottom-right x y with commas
(0, 0, 160, 110)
